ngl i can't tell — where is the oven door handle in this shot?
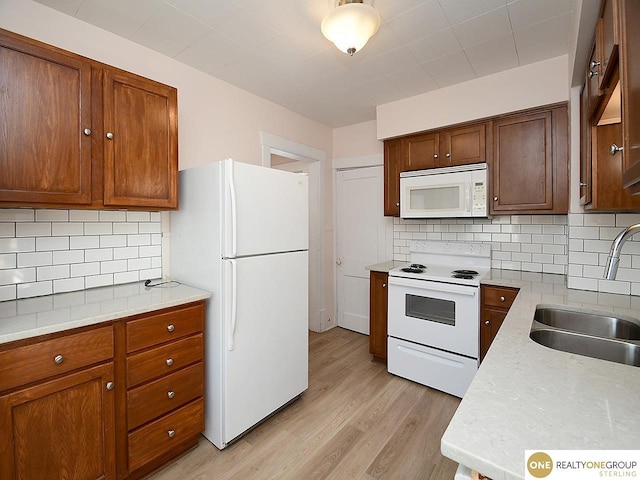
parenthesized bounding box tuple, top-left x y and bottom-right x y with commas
(388, 276, 477, 296)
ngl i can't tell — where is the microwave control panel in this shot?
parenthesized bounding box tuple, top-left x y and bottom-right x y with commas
(472, 181, 486, 214)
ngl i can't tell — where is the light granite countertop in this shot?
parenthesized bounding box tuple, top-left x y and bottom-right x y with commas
(441, 269, 640, 480)
(366, 260, 405, 273)
(0, 281, 211, 345)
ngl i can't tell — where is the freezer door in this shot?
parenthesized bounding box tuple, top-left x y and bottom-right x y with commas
(221, 250, 308, 444)
(222, 159, 308, 257)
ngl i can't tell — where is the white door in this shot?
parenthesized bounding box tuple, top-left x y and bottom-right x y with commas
(222, 160, 308, 257)
(222, 250, 309, 444)
(336, 166, 392, 334)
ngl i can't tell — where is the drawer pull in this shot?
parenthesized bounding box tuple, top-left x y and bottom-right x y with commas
(500, 296, 506, 302)
(168, 429, 175, 438)
(485, 320, 490, 325)
(167, 390, 175, 399)
(167, 324, 175, 332)
(54, 354, 64, 365)
(166, 358, 174, 366)
(106, 381, 114, 391)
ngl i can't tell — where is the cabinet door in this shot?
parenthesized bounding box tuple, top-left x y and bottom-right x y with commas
(405, 132, 439, 171)
(0, 363, 115, 480)
(586, 41, 602, 116)
(383, 139, 403, 216)
(599, 0, 619, 89)
(0, 31, 92, 205)
(103, 69, 178, 209)
(491, 110, 554, 213)
(480, 307, 507, 362)
(369, 271, 388, 362)
(619, 0, 640, 192)
(441, 123, 486, 166)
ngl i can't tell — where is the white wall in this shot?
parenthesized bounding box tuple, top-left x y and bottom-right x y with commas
(376, 55, 570, 140)
(333, 120, 382, 159)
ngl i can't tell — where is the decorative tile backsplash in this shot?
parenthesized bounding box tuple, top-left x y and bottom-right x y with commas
(393, 213, 640, 296)
(0, 209, 162, 301)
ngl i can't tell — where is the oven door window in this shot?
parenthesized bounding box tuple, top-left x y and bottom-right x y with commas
(405, 294, 455, 326)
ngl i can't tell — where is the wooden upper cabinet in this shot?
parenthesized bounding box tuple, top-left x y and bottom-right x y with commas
(0, 31, 92, 205)
(586, 41, 602, 116)
(0, 28, 178, 210)
(580, 84, 593, 206)
(383, 138, 403, 216)
(491, 105, 568, 215)
(405, 132, 439, 171)
(441, 123, 487, 166)
(619, 0, 640, 193)
(103, 69, 178, 209)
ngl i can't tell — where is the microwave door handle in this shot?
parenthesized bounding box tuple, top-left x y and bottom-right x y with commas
(465, 182, 472, 212)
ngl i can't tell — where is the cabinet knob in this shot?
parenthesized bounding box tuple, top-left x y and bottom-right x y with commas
(609, 143, 624, 156)
(446, 153, 451, 158)
(167, 390, 175, 399)
(106, 132, 114, 140)
(167, 324, 175, 332)
(106, 381, 114, 391)
(54, 354, 64, 365)
(579, 182, 587, 187)
(166, 358, 174, 366)
(83, 128, 91, 136)
(590, 60, 601, 69)
(167, 430, 175, 438)
(382, 283, 386, 288)
(396, 202, 400, 207)
(484, 320, 490, 325)
(434, 154, 438, 159)
(500, 296, 506, 302)
(493, 196, 498, 201)
(588, 70, 598, 78)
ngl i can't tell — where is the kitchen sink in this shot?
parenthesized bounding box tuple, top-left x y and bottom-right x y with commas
(530, 305, 640, 367)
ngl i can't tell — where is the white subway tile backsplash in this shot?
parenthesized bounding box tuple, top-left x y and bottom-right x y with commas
(18, 252, 53, 268)
(583, 214, 615, 226)
(36, 237, 69, 251)
(0, 209, 162, 300)
(36, 210, 68, 222)
(615, 214, 640, 226)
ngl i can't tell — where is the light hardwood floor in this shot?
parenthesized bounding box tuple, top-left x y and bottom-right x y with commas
(147, 327, 461, 480)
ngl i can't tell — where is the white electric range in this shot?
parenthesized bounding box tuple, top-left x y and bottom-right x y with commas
(387, 240, 491, 398)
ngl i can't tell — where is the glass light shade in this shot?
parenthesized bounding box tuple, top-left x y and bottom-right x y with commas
(321, 3, 381, 55)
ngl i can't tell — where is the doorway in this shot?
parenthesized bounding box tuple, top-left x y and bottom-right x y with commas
(261, 132, 326, 333)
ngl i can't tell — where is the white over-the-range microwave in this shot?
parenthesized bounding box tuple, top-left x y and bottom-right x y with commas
(400, 162, 487, 218)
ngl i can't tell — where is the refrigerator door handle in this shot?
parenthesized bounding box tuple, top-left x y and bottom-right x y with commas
(228, 259, 237, 351)
(227, 160, 238, 258)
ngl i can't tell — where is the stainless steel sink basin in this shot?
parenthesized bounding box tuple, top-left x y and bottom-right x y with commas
(530, 305, 640, 367)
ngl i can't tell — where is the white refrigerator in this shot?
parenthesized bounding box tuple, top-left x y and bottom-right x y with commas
(170, 159, 308, 449)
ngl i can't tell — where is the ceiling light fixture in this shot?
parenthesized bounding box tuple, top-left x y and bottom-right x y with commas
(321, 0, 381, 56)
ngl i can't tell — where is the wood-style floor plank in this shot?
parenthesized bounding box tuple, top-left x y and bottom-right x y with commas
(146, 328, 461, 480)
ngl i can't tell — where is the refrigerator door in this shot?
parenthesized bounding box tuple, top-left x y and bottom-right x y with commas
(222, 159, 308, 258)
(221, 250, 308, 445)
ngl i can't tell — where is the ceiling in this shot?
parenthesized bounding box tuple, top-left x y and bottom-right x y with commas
(34, 0, 575, 128)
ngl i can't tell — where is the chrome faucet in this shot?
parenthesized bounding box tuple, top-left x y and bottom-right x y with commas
(604, 224, 640, 279)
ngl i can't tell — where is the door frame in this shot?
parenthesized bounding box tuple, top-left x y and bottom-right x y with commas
(260, 131, 327, 333)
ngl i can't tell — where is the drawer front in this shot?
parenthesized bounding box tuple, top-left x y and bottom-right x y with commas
(126, 303, 204, 353)
(128, 398, 204, 473)
(126, 334, 203, 388)
(482, 285, 518, 309)
(0, 326, 113, 392)
(127, 362, 204, 430)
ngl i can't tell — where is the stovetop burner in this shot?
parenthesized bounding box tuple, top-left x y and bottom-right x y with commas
(401, 267, 424, 273)
(452, 269, 479, 276)
(410, 263, 426, 269)
(452, 274, 475, 279)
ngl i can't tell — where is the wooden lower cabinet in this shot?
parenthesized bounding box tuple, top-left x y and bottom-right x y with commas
(0, 301, 206, 480)
(0, 327, 116, 480)
(480, 285, 518, 362)
(369, 271, 388, 362)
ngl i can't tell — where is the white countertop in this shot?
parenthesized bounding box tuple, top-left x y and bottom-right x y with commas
(0, 281, 211, 345)
(366, 260, 406, 273)
(441, 269, 640, 480)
